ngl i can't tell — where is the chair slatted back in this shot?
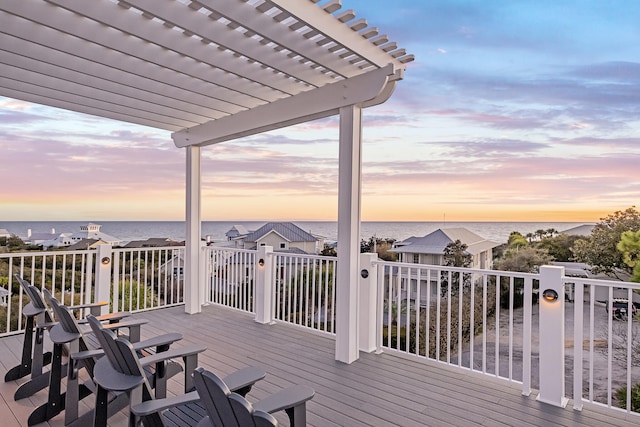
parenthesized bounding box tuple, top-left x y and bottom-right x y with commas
(41, 288, 94, 373)
(86, 315, 131, 375)
(14, 275, 55, 324)
(192, 367, 237, 426)
(112, 338, 162, 423)
(193, 368, 277, 427)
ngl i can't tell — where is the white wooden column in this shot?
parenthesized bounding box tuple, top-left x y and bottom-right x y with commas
(537, 265, 568, 407)
(335, 104, 363, 364)
(184, 145, 202, 314)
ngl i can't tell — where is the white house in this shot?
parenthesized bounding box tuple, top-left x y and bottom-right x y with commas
(40, 223, 122, 248)
(390, 228, 500, 304)
(392, 228, 499, 269)
(0, 228, 10, 240)
(228, 222, 322, 255)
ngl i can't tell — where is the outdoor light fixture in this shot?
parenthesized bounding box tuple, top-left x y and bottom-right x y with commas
(542, 289, 559, 302)
(101, 257, 111, 265)
(360, 269, 369, 279)
(258, 258, 264, 267)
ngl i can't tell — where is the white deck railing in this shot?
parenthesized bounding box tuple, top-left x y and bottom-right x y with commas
(373, 260, 535, 393)
(0, 246, 184, 335)
(0, 250, 95, 334)
(570, 277, 640, 414)
(272, 252, 337, 334)
(3, 245, 640, 416)
(204, 247, 256, 313)
(202, 247, 337, 334)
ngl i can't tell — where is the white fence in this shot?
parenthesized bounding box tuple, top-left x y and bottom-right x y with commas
(570, 277, 640, 414)
(204, 247, 256, 312)
(0, 246, 185, 336)
(374, 260, 535, 392)
(202, 247, 337, 335)
(4, 245, 640, 415)
(272, 252, 337, 334)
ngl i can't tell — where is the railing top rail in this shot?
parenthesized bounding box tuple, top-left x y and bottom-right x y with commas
(203, 246, 256, 254)
(562, 275, 640, 289)
(373, 259, 538, 279)
(111, 245, 185, 254)
(272, 252, 337, 262)
(0, 249, 97, 258)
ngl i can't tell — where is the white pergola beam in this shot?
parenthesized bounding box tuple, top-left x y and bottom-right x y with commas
(44, 0, 310, 96)
(173, 64, 395, 147)
(268, 0, 405, 70)
(122, 0, 336, 88)
(197, 0, 372, 79)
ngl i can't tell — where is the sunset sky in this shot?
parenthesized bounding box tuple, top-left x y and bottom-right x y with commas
(1, 0, 638, 222)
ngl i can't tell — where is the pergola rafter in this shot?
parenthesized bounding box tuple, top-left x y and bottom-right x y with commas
(0, 0, 413, 364)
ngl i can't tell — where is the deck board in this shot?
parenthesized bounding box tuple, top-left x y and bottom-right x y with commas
(1, 304, 639, 427)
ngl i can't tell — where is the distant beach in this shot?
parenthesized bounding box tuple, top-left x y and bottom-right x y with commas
(0, 221, 588, 245)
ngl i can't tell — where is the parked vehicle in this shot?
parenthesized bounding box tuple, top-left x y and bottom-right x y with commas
(606, 298, 637, 320)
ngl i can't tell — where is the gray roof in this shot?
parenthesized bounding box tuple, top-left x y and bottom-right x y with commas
(66, 239, 101, 250)
(560, 224, 595, 236)
(391, 228, 499, 256)
(245, 222, 317, 243)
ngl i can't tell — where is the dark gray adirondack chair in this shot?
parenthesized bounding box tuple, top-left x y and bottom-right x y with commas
(8, 274, 111, 401)
(29, 289, 183, 427)
(92, 334, 267, 427)
(191, 367, 314, 427)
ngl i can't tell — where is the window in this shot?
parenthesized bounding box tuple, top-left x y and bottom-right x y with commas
(280, 242, 287, 249)
(413, 254, 419, 263)
(259, 242, 266, 247)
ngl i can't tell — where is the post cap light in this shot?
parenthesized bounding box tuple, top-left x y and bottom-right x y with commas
(542, 289, 559, 302)
(258, 258, 265, 267)
(101, 257, 111, 265)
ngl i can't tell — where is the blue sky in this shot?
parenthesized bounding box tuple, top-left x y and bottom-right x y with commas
(0, 0, 638, 221)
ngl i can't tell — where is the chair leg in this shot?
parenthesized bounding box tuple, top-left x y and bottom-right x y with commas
(94, 384, 110, 427)
(4, 316, 35, 381)
(28, 342, 66, 426)
(286, 403, 307, 427)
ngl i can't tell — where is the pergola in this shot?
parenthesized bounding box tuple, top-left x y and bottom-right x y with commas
(0, 0, 412, 363)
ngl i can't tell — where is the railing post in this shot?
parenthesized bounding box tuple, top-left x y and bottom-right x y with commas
(94, 244, 112, 315)
(255, 246, 274, 324)
(359, 253, 378, 353)
(537, 265, 568, 407)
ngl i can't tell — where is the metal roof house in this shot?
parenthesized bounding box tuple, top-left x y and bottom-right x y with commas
(0, 0, 413, 364)
(242, 221, 321, 254)
(392, 227, 500, 270)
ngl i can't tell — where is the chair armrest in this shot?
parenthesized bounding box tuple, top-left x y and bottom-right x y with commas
(77, 311, 131, 325)
(69, 349, 104, 361)
(98, 318, 147, 342)
(138, 344, 207, 367)
(101, 318, 148, 331)
(253, 385, 315, 414)
(68, 301, 108, 316)
(132, 332, 182, 351)
(222, 366, 266, 393)
(130, 391, 200, 416)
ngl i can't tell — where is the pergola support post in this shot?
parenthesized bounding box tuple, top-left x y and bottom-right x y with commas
(335, 104, 363, 364)
(184, 145, 202, 314)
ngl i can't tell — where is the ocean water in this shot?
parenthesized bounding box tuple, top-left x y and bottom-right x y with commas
(0, 220, 588, 245)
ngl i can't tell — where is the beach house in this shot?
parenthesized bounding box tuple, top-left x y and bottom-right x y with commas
(228, 222, 322, 255)
(390, 228, 500, 303)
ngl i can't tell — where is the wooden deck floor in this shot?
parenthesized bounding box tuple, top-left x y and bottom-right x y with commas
(2, 304, 639, 427)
